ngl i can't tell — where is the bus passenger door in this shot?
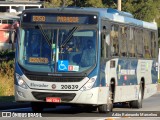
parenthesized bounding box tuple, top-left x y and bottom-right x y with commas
(98, 20, 111, 104)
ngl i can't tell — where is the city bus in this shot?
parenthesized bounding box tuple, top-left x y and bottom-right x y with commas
(14, 7, 158, 112)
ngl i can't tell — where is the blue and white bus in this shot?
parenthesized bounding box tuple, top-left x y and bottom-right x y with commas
(14, 8, 158, 112)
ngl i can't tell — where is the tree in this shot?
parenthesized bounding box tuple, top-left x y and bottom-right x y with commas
(73, 0, 86, 7)
(102, 0, 117, 8)
(122, 0, 159, 23)
(134, 0, 158, 22)
(122, 0, 135, 13)
(85, 0, 104, 8)
(73, 0, 104, 7)
(43, 0, 73, 8)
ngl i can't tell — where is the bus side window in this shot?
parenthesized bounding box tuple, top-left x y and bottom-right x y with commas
(143, 30, 151, 58)
(151, 32, 156, 58)
(110, 25, 119, 56)
(101, 26, 109, 58)
(128, 27, 135, 57)
(120, 26, 128, 57)
(135, 29, 143, 58)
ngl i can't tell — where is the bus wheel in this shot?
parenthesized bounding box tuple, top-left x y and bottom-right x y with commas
(130, 83, 142, 108)
(98, 85, 113, 113)
(31, 102, 44, 112)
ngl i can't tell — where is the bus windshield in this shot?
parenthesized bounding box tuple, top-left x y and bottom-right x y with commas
(18, 26, 97, 73)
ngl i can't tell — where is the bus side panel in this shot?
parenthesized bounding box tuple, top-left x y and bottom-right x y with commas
(98, 58, 138, 104)
(139, 60, 158, 99)
(114, 85, 139, 102)
(144, 84, 157, 99)
(98, 58, 157, 104)
(97, 59, 111, 104)
(114, 58, 138, 102)
(98, 58, 137, 104)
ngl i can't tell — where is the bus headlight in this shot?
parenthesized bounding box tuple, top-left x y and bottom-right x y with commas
(16, 74, 28, 89)
(80, 76, 97, 91)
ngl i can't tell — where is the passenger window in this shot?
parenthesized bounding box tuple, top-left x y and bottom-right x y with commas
(110, 25, 119, 56)
(101, 25, 109, 58)
(128, 27, 135, 57)
(135, 29, 143, 57)
(143, 30, 151, 58)
(120, 26, 128, 57)
(101, 26, 106, 58)
(151, 32, 156, 58)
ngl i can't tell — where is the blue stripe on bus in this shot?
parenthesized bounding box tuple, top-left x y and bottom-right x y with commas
(151, 61, 158, 84)
(98, 59, 106, 87)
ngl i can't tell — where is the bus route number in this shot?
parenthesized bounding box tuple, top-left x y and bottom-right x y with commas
(61, 85, 78, 90)
(32, 16, 46, 22)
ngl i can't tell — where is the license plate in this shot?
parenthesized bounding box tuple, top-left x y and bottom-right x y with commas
(46, 97, 61, 103)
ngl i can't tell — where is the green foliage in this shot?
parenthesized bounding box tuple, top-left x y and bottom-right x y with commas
(0, 50, 15, 61)
(0, 96, 14, 102)
(84, 0, 104, 8)
(0, 74, 14, 96)
(102, 0, 117, 8)
(43, 0, 73, 8)
(122, 0, 159, 22)
(0, 50, 14, 96)
(0, 60, 14, 78)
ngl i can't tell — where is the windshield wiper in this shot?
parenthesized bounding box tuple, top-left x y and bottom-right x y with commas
(35, 24, 51, 47)
(61, 26, 78, 48)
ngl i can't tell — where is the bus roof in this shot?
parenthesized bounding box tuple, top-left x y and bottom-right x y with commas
(22, 7, 157, 30)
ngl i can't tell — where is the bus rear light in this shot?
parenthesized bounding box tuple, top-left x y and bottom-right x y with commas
(80, 76, 97, 91)
(16, 74, 28, 89)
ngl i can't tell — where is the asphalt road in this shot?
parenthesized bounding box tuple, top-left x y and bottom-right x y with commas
(0, 92, 160, 120)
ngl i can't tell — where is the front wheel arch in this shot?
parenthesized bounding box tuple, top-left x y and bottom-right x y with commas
(98, 79, 115, 113)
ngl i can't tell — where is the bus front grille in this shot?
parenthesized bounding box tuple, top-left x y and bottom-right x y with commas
(26, 75, 83, 82)
(19, 65, 85, 82)
(32, 92, 76, 102)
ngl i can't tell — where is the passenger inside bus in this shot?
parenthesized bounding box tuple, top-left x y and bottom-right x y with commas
(80, 39, 96, 67)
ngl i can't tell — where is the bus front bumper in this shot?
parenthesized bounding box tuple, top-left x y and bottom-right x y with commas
(15, 85, 100, 105)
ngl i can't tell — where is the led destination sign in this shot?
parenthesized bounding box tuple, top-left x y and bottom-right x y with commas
(32, 16, 79, 23)
(22, 13, 98, 24)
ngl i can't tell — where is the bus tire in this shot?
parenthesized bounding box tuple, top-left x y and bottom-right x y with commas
(130, 83, 143, 108)
(98, 85, 113, 113)
(31, 102, 44, 112)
